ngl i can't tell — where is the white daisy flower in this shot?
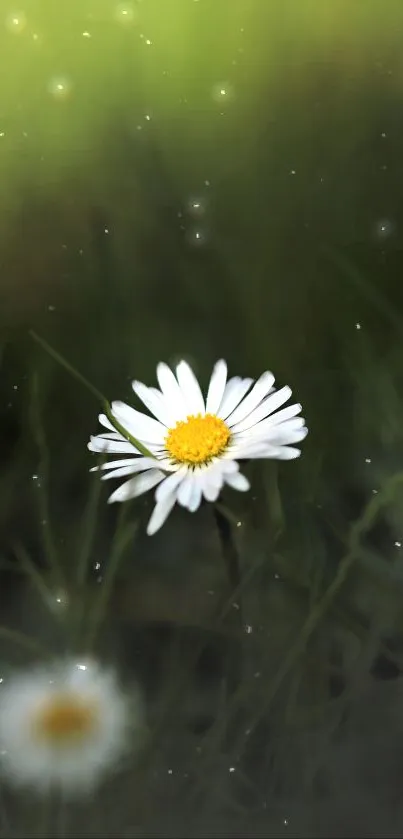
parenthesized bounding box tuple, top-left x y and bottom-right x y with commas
(88, 359, 308, 536)
(0, 659, 135, 795)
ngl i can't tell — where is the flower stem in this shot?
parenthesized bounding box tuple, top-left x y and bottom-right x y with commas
(214, 505, 242, 596)
(29, 330, 154, 458)
(213, 504, 243, 696)
(85, 506, 139, 651)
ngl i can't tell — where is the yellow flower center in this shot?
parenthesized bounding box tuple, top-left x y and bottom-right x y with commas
(165, 413, 230, 465)
(33, 693, 100, 745)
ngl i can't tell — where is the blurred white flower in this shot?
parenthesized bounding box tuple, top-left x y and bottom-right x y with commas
(0, 659, 134, 795)
(89, 359, 308, 535)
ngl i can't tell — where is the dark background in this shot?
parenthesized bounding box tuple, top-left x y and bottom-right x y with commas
(1, 2, 403, 836)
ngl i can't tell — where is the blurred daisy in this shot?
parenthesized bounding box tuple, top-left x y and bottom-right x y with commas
(0, 659, 134, 795)
(88, 359, 308, 535)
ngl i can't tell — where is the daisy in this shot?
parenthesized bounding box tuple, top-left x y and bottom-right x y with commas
(88, 359, 308, 536)
(0, 659, 136, 795)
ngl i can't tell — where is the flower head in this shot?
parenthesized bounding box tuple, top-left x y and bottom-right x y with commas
(88, 359, 308, 535)
(0, 659, 135, 795)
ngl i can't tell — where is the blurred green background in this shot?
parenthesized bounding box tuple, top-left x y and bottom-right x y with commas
(1, 1, 403, 836)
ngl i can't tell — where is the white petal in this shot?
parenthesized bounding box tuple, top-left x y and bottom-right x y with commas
(111, 401, 166, 444)
(146, 492, 177, 535)
(217, 377, 253, 420)
(177, 472, 195, 509)
(265, 425, 308, 446)
(188, 481, 202, 512)
(206, 360, 227, 415)
(220, 459, 239, 474)
(156, 362, 187, 419)
(152, 457, 181, 472)
(102, 464, 143, 481)
(132, 382, 175, 427)
(202, 479, 221, 502)
(226, 372, 276, 427)
(199, 464, 224, 501)
(271, 446, 302, 459)
(230, 386, 292, 433)
(107, 469, 164, 503)
(88, 437, 138, 455)
(252, 445, 302, 460)
(228, 443, 270, 459)
(90, 457, 143, 472)
(205, 462, 225, 488)
(259, 403, 302, 426)
(101, 459, 157, 480)
(92, 432, 123, 440)
(176, 361, 205, 415)
(241, 413, 306, 441)
(225, 471, 250, 492)
(98, 414, 116, 432)
(155, 466, 188, 503)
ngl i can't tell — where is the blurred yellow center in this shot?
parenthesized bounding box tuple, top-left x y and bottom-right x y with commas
(34, 693, 99, 744)
(165, 413, 230, 464)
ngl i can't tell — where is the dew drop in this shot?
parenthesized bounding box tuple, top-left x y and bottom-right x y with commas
(212, 82, 234, 103)
(115, 3, 138, 24)
(5, 11, 27, 34)
(374, 217, 395, 239)
(48, 76, 72, 100)
(187, 197, 206, 217)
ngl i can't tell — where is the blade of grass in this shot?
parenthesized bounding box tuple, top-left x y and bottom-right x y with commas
(29, 373, 64, 590)
(0, 626, 51, 659)
(323, 246, 403, 335)
(29, 330, 155, 459)
(195, 469, 403, 783)
(84, 505, 139, 651)
(76, 461, 105, 588)
(13, 542, 61, 615)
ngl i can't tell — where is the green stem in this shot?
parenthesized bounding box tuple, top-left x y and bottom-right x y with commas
(213, 504, 243, 701)
(103, 402, 154, 459)
(13, 542, 60, 614)
(76, 460, 104, 588)
(85, 508, 139, 651)
(214, 505, 242, 602)
(30, 374, 64, 590)
(29, 330, 155, 458)
(0, 626, 51, 658)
